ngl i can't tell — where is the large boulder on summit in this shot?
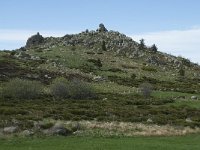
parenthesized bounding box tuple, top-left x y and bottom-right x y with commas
(26, 32, 44, 48)
(97, 23, 108, 32)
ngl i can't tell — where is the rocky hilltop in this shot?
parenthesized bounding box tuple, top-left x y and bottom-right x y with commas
(1, 24, 200, 135)
(22, 24, 198, 70)
(1, 24, 200, 92)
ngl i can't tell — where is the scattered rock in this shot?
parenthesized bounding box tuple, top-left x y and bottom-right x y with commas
(147, 118, 153, 123)
(185, 118, 193, 123)
(102, 98, 108, 101)
(44, 74, 51, 79)
(49, 122, 72, 136)
(191, 96, 198, 100)
(14, 51, 31, 60)
(93, 76, 105, 82)
(21, 130, 34, 136)
(3, 126, 18, 134)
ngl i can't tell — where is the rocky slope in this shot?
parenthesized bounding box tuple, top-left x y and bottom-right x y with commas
(1, 24, 200, 92)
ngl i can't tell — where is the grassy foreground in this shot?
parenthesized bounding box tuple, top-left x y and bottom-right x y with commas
(1, 135, 200, 150)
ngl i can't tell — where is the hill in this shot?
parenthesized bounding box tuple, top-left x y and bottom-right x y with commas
(0, 24, 200, 137)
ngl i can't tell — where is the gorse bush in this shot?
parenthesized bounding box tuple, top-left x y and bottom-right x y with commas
(50, 77, 70, 99)
(69, 79, 96, 100)
(50, 78, 96, 100)
(3, 78, 43, 99)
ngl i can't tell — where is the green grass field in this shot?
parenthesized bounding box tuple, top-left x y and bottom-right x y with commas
(1, 135, 200, 150)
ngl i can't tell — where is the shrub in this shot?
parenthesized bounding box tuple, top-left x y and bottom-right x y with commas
(131, 73, 136, 80)
(69, 79, 96, 100)
(178, 67, 185, 76)
(139, 39, 145, 50)
(81, 63, 96, 73)
(108, 68, 123, 72)
(87, 58, 102, 68)
(102, 41, 106, 51)
(50, 77, 70, 99)
(139, 82, 153, 98)
(141, 66, 157, 72)
(3, 78, 43, 99)
(50, 78, 96, 100)
(150, 44, 158, 53)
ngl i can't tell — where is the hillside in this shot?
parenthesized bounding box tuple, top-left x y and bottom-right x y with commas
(0, 24, 200, 137)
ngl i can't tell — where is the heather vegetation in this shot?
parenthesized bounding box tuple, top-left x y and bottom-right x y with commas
(0, 24, 200, 140)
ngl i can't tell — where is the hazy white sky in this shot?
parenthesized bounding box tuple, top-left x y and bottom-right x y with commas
(133, 27, 200, 64)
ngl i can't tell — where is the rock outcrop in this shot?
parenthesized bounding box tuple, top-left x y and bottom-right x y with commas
(26, 32, 44, 48)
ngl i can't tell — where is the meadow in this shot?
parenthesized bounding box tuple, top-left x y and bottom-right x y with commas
(0, 134, 200, 150)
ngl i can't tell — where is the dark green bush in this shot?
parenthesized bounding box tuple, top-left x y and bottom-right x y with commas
(131, 73, 136, 80)
(80, 63, 96, 73)
(40, 122, 54, 129)
(87, 58, 102, 68)
(102, 40, 106, 51)
(141, 66, 157, 72)
(3, 78, 43, 99)
(108, 68, 123, 72)
(139, 39, 145, 50)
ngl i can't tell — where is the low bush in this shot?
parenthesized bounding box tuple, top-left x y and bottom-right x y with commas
(50, 77, 70, 99)
(50, 78, 96, 100)
(69, 79, 96, 100)
(87, 58, 102, 68)
(141, 66, 157, 72)
(108, 68, 123, 73)
(139, 82, 153, 98)
(3, 78, 43, 99)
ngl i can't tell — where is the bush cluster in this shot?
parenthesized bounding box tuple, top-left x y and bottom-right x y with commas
(2, 77, 96, 100)
(50, 77, 96, 100)
(3, 78, 43, 99)
(50, 77, 70, 99)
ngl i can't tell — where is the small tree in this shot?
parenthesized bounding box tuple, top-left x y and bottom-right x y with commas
(139, 39, 145, 50)
(178, 67, 185, 76)
(96, 58, 103, 68)
(151, 44, 158, 53)
(139, 82, 153, 98)
(102, 41, 106, 51)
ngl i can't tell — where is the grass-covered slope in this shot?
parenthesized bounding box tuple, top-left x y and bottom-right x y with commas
(0, 24, 200, 136)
